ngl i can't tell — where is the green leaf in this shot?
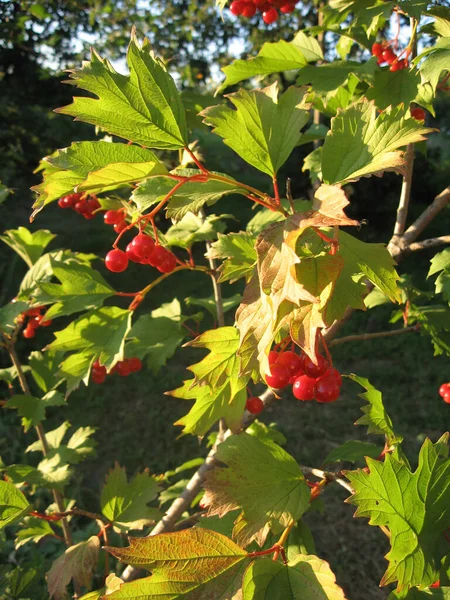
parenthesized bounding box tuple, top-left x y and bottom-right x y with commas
(104, 528, 248, 599)
(407, 305, 450, 356)
(165, 212, 229, 249)
(3, 463, 70, 491)
(3, 566, 38, 598)
(201, 84, 310, 177)
(242, 555, 348, 599)
(5, 391, 66, 432)
(15, 517, 55, 548)
(218, 31, 322, 92)
(349, 374, 403, 445)
(185, 294, 241, 317)
(297, 59, 377, 97)
(322, 440, 383, 465)
(286, 521, 316, 559)
(0, 301, 28, 334)
(0, 481, 31, 530)
(389, 587, 450, 599)
(207, 232, 257, 283)
(48, 306, 133, 392)
(428, 248, 450, 304)
(0, 181, 12, 205)
(0, 227, 56, 267)
(38, 260, 115, 319)
(347, 435, 450, 591)
(100, 463, 160, 532)
(170, 327, 249, 436)
(126, 301, 186, 374)
(47, 536, 100, 600)
(246, 419, 287, 446)
(366, 68, 421, 111)
(426, 6, 450, 37)
(321, 100, 435, 184)
(56, 32, 188, 150)
(417, 37, 450, 94)
(32, 142, 166, 211)
(203, 432, 310, 547)
(303, 147, 323, 183)
(29, 349, 65, 393)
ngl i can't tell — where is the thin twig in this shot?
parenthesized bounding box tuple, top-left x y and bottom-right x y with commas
(408, 235, 450, 252)
(399, 185, 450, 250)
(299, 465, 354, 494)
(328, 325, 419, 347)
(200, 208, 225, 328)
(393, 144, 415, 236)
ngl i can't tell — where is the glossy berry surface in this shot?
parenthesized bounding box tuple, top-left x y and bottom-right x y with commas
(113, 220, 127, 233)
(303, 354, 328, 378)
(280, 3, 295, 12)
(23, 324, 36, 339)
(371, 42, 383, 57)
(131, 233, 155, 258)
(116, 360, 131, 377)
(411, 107, 426, 121)
(128, 357, 143, 372)
(242, 2, 257, 16)
(292, 375, 316, 401)
(105, 249, 129, 273)
(263, 7, 278, 23)
(314, 371, 341, 403)
(230, 0, 245, 14)
(439, 383, 450, 397)
(268, 350, 279, 364)
(277, 351, 303, 375)
(246, 396, 264, 414)
(265, 363, 291, 389)
(157, 251, 178, 273)
(125, 242, 141, 263)
(104, 210, 124, 225)
(381, 48, 397, 64)
(444, 391, 450, 405)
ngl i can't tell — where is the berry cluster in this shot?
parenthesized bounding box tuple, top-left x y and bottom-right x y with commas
(265, 349, 342, 403)
(410, 107, 426, 121)
(91, 357, 142, 384)
(104, 209, 128, 234)
(58, 193, 101, 219)
(20, 307, 52, 339)
(105, 233, 177, 275)
(230, 0, 298, 24)
(439, 383, 450, 404)
(371, 43, 409, 71)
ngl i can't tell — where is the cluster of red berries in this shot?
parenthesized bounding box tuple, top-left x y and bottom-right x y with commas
(20, 307, 52, 339)
(91, 357, 142, 384)
(230, 0, 298, 24)
(57, 193, 101, 219)
(105, 232, 177, 275)
(104, 209, 128, 234)
(439, 383, 450, 404)
(371, 42, 409, 71)
(266, 349, 342, 403)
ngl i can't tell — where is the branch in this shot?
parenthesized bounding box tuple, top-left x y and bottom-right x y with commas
(328, 325, 419, 347)
(299, 465, 354, 494)
(407, 235, 450, 253)
(393, 144, 415, 236)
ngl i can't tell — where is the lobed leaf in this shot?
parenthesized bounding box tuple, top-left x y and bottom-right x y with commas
(0, 227, 56, 267)
(0, 481, 31, 530)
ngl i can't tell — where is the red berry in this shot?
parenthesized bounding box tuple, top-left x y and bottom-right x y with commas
(265, 363, 291, 389)
(104, 210, 123, 225)
(116, 360, 131, 377)
(314, 372, 341, 403)
(125, 242, 142, 264)
(128, 357, 142, 372)
(439, 383, 450, 397)
(87, 196, 100, 210)
(105, 249, 129, 273)
(40, 318, 53, 327)
(156, 250, 177, 274)
(246, 396, 264, 414)
(303, 354, 328, 378)
(280, 3, 295, 12)
(430, 581, 440, 589)
(292, 375, 316, 401)
(277, 351, 303, 375)
(148, 245, 171, 267)
(389, 60, 402, 72)
(25, 307, 41, 317)
(114, 220, 127, 234)
(242, 2, 257, 16)
(23, 324, 36, 339)
(411, 107, 426, 121)
(91, 370, 106, 384)
(268, 350, 279, 364)
(263, 7, 278, 23)
(444, 391, 450, 405)
(131, 233, 155, 259)
(382, 49, 396, 64)
(371, 42, 383, 57)
(230, 0, 245, 14)
(58, 196, 71, 208)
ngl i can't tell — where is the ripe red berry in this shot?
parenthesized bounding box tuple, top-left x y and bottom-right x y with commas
(104, 210, 124, 225)
(439, 383, 450, 397)
(303, 354, 328, 378)
(411, 107, 426, 121)
(277, 351, 303, 375)
(263, 7, 278, 23)
(128, 357, 142, 372)
(246, 396, 264, 414)
(113, 220, 127, 234)
(371, 42, 383, 57)
(91, 370, 106, 384)
(444, 391, 450, 405)
(382, 48, 396, 64)
(292, 375, 316, 401)
(430, 581, 440, 589)
(23, 324, 37, 339)
(242, 2, 257, 16)
(314, 371, 341, 403)
(58, 196, 71, 208)
(74, 200, 87, 215)
(280, 3, 296, 12)
(265, 363, 291, 389)
(40, 317, 53, 327)
(116, 360, 131, 377)
(105, 249, 129, 273)
(131, 233, 155, 259)
(157, 250, 177, 274)
(268, 350, 279, 364)
(389, 60, 403, 72)
(230, 0, 245, 14)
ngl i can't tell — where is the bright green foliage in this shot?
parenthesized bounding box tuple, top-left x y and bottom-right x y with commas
(5, 391, 66, 432)
(0, 227, 56, 267)
(286, 521, 316, 559)
(366, 68, 421, 111)
(347, 436, 450, 591)
(165, 212, 229, 249)
(428, 248, 450, 304)
(404, 305, 450, 356)
(297, 60, 377, 96)
(349, 374, 403, 445)
(15, 517, 55, 548)
(417, 37, 450, 94)
(242, 555, 348, 599)
(48, 307, 133, 392)
(126, 300, 186, 373)
(47, 536, 100, 600)
(203, 433, 310, 546)
(100, 463, 160, 532)
(218, 32, 323, 92)
(38, 260, 115, 319)
(4, 462, 71, 491)
(322, 440, 383, 465)
(29, 350, 65, 393)
(56, 32, 188, 150)
(321, 101, 434, 184)
(32, 141, 166, 210)
(389, 587, 450, 598)
(0, 481, 31, 530)
(169, 327, 249, 436)
(207, 232, 257, 283)
(201, 84, 309, 177)
(104, 528, 248, 599)
(0, 301, 28, 334)
(185, 293, 241, 317)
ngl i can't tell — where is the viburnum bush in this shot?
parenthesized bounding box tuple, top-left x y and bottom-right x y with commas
(0, 1, 450, 598)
